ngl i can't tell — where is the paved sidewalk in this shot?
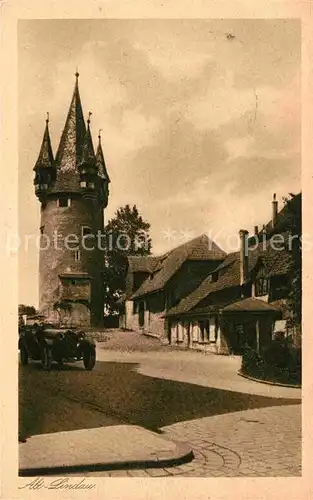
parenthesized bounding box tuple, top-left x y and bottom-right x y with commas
(19, 425, 193, 476)
(76, 404, 301, 477)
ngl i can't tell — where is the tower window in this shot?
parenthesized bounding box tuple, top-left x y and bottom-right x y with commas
(75, 250, 81, 261)
(40, 225, 45, 235)
(57, 196, 71, 208)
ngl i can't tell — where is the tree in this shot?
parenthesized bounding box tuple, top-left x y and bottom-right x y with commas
(103, 204, 152, 313)
(283, 193, 301, 330)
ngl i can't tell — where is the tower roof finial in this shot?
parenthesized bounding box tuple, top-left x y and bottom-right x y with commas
(87, 111, 92, 125)
(46, 112, 50, 124)
(75, 68, 79, 79)
(98, 129, 102, 142)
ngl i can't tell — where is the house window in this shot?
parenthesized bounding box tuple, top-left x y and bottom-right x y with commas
(57, 196, 71, 208)
(75, 250, 81, 261)
(255, 277, 269, 297)
(88, 182, 95, 189)
(209, 317, 217, 343)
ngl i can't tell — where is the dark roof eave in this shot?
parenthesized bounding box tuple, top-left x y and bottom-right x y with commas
(131, 286, 163, 301)
(222, 309, 279, 315)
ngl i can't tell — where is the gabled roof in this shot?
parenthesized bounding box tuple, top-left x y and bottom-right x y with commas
(222, 297, 280, 313)
(251, 232, 292, 278)
(123, 256, 161, 301)
(131, 234, 226, 300)
(55, 74, 86, 172)
(33, 118, 55, 171)
(96, 135, 110, 182)
(166, 235, 292, 317)
(166, 252, 239, 316)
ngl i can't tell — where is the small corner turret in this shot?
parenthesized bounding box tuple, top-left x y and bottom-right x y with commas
(78, 112, 98, 201)
(33, 112, 56, 201)
(95, 130, 110, 208)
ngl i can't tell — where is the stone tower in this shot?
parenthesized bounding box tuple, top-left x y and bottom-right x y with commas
(34, 73, 110, 326)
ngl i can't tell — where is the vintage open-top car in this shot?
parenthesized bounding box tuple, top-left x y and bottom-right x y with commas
(18, 323, 96, 371)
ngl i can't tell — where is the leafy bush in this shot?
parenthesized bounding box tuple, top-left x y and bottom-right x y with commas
(241, 346, 265, 378)
(241, 339, 301, 385)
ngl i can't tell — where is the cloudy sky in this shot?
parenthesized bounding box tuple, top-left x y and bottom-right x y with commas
(18, 19, 301, 307)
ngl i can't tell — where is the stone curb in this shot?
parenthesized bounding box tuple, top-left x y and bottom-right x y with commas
(19, 440, 194, 477)
(238, 370, 301, 389)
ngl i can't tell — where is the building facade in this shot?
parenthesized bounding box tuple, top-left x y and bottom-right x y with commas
(34, 73, 110, 326)
(119, 194, 301, 355)
(120, 235, 226, 338)
(166, 194, 301, 354)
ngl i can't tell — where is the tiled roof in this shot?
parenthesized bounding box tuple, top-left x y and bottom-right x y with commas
(34, 120, 55, 170)
(264, 245, 292, 278)
(222, 297, 280, 313)
(131, 234, 226, 299)
(166, 253, 240, 316)
(55, 76, 86, 172)
(128, 255, 161, 273)
(166, 235, 292, 317)
(50, 76, 86, 194)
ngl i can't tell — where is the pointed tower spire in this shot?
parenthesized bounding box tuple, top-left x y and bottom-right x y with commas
(34, 113, 55, 171)
(80, 111, 96, 167)
(95, 130, 110, 182)
(55, 72, 86, 171)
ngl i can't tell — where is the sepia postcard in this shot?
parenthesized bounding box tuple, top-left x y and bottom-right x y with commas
(1, 1, 313, 499)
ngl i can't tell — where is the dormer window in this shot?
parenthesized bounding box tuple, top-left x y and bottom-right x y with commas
(212, 272, 219, 283)
(88, 182, 95, 189)
(80, 181, 87, 188)
(57, 196, 71, 208)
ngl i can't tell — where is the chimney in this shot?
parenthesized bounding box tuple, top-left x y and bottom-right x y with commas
(254, 225, 258, 236)
(239, 229, 249, 286)
(272, 193, 278, 228)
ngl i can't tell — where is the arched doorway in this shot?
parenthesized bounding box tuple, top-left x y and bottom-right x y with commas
(138, 301, 145, 328)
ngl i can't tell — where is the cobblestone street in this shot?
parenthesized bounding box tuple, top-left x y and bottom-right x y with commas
(20, 330, 301, 478)
(79, 405, 301, 477)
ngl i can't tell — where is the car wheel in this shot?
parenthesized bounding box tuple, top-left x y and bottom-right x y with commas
(20, 345, 28, 365)
(41, 345, 52, 371)
(83, 345, 96, 371)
